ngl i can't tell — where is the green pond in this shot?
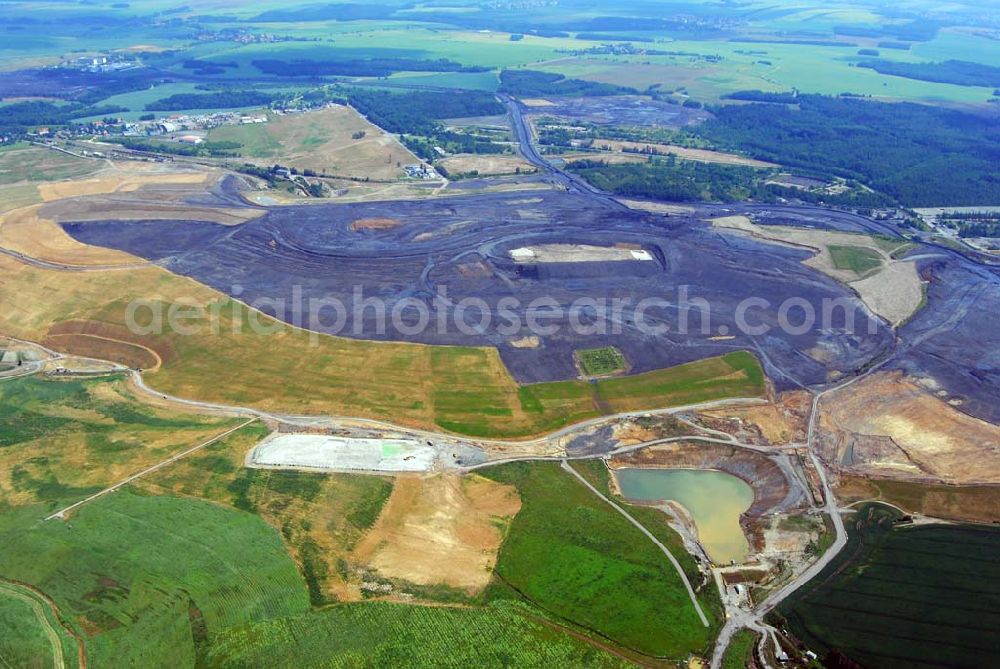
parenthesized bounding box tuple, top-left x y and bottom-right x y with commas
(615, 468, 754, 564)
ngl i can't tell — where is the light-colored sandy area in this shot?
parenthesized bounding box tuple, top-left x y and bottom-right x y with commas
(619, 199, 696, 215)
(593, 139, 776, 168)
(520, 98, 556, 107)
(508, 335, 540, 349)
(349, 217, 402, 231)
(818, 371, 1000, 483)
(437, 153, 537, 176)
(250, 434, 436, 472)
(353, 473, 521, 592)
(0, 206, 142, 266)
(36, 169, 210, 201)
(208, 105, 419, 180)
(702, 391, 810, 445)
(510, 243, 653, 263)
(710, 215, 923, 326)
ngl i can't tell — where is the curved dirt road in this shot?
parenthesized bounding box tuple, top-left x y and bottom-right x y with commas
(0, 581, 66, 669)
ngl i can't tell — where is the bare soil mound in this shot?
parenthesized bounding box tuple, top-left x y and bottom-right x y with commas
(352, 473, 521, 592)
(349, 217, 402, 232)
(818, 371, 1000, 483)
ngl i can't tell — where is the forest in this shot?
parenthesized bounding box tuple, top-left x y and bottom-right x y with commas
(694, 94, 1000, 206)
(566, 157, 762, 202)
(857, 59, 1000, 87)
(346, 89, 504, 135)
(499, 70, 635, 97)
(0, 100, 127, 135)
(145, 91, 276, 111)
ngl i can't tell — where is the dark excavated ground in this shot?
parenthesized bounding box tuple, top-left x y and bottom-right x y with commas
(525, 95, 710, 128)
(64, 190, 897, 391)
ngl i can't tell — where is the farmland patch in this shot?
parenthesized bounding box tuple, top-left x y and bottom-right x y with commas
(482, 461, 718, 660)
(777, 503, 1000, 668)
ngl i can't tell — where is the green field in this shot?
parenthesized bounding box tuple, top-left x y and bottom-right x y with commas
(0, 479, 637, 667)
(482, 461, 719, 660)
(721, 628, 759, 669)
(0, 147, 100, 185)
(0, 491, 310, 667)
(0, 375, 243, 510)
(777, 503, 1000, 668)
(136, 428, 396, 607)
(828, 244, 883, 275)
(439, 350, 764, 437)
(576, 346, 627, 377)
(204, 600, 629, 667)
(0, 581, 79, 669)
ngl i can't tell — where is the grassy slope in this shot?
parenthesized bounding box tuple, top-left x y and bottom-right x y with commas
(828, 244, 882, 275)
(204, 600, 630, 668)
(0, 583, 75, 669)
(134, 424, 396, 607)
(481, 461, 717, 660)
(0, 147, 100, 185)
(207, 105, 418, 180)
(777, 503, 1000, 668)
(570, 460, 725, 625)
(0, 375, 242, 511)
(0, 255, 765, 438)
(721, 628, 759, 669)
(4, 485, 621, 668)
(0, 491, 310, 667)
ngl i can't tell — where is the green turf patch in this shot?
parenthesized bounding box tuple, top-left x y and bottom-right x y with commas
(576, 346, 627, 377)
(828, 244, 883, 275)
(722, 628, 759, 669)
(481, 461, 717, 660)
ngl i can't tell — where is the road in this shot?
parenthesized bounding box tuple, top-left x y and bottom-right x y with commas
(708, 354, 896, 668)
(0, 246, 153, 272)
(0, 581, 66, 669)
(502, 94, 629, 210)
(6, 92, 978, 664)
(45, 418, 256, 521)
(127, 362, 766, 449)
(497, 96, 956, 667)
(560, 459, 710, 628)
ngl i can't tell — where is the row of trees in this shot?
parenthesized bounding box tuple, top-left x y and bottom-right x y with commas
(252, 57, 489, 79)
(499, 70, 635, 97)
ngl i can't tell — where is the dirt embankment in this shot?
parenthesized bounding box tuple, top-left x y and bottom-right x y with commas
(709, 216, 923, 326)
(352, 473, 521, 593)
(609, 441, 807, 517)
(817, 371, 1000, 484)
(697, 391, 810, 446)
(835, 476, 1000, 524)
(44, 319, 177, 371)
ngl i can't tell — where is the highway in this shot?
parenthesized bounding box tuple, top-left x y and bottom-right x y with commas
(8, 92, 984, 666)
(497, 91, 875, 667)
(502, 94, 629, 209)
